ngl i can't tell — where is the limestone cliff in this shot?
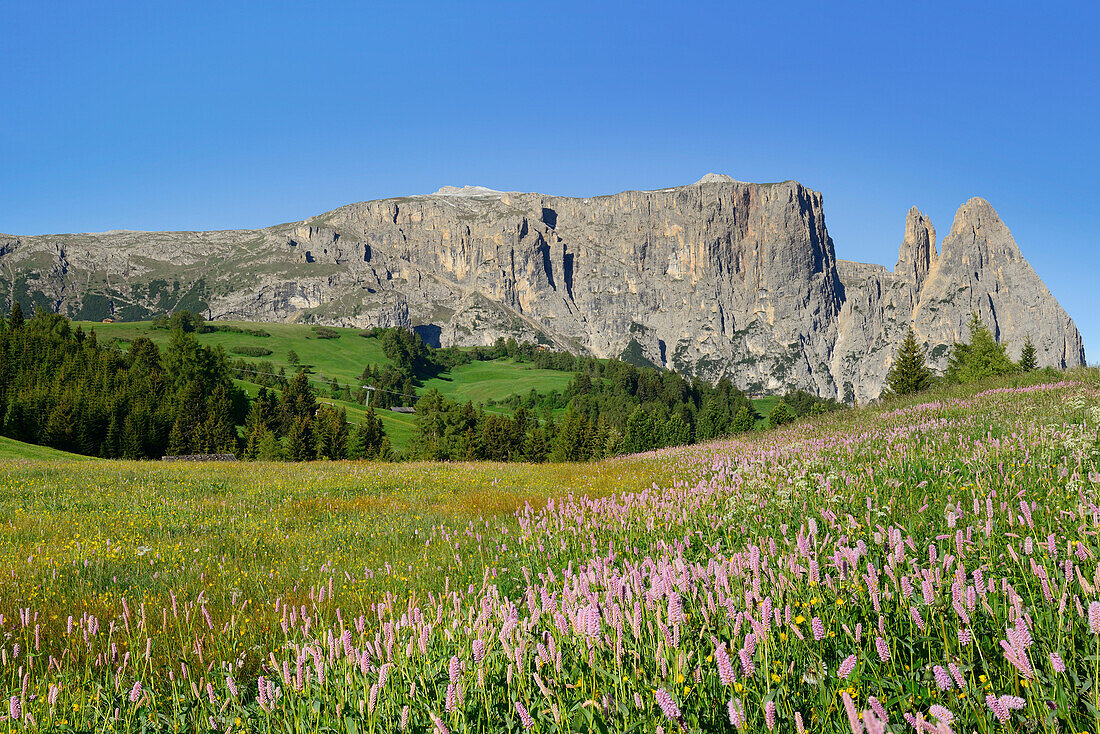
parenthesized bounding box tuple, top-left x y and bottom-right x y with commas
(0, 177, 1085, 399)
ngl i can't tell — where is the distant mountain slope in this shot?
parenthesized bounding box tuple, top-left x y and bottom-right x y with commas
(0, 176, 1085, 400)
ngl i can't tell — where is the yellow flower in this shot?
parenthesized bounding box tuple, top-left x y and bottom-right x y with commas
(795, 615, 806, 624)
(734, 682, 744, 693)
(771, 673, 782, 683)
(677, 673, 685, 683)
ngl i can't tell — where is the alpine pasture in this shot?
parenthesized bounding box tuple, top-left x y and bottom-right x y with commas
(2, 371, 1100, 732)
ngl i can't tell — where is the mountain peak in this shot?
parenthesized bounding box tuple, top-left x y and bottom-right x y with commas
(692, 173, 738, 185)
(429, 185, 505, 198)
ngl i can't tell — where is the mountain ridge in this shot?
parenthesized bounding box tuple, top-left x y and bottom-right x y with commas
(0, 176, 1085, 401)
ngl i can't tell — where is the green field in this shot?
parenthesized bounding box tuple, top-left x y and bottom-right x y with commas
(419, 359, 575, 404)
(79, 320, 581, 450)
(2, 371, 1098, 731)
(0, 435, 89, 461)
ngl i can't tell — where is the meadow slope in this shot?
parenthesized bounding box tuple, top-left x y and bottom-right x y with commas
(1, 371, 1099, 732)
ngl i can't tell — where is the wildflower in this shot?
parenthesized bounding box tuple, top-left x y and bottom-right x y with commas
(1089, 601, 1100, 634)
(472, 639, 485, 666)
(429, 711, 451, 734)
(985, 694, 1009, 724)
(129, 681, 142, 703)
(863, 709, 887, 734)
(716, 644, 736, 686)
(812, 617, 825, 641)
(929, 704, 954, 724)
(933, 665, 953, 690)
(514, 700, 534, 729)
(10, 696, 21, 721)
(765, 700, 777, 730)
(445, 683, 457, 713)
(448, 655, 462, 683)
(1049, 652, 1066, 673)
(739, 647, 755, 676)
(727, 698, 745, 728)
(654, 688, 682, 724)
(400, 705, 410, 731)
(837, 654, 857, 679)
(875, 636, 890, 662)
(841, 692, 860, 734)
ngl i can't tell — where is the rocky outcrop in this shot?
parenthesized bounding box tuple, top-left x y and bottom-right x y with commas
(0, 177, 1085, 399)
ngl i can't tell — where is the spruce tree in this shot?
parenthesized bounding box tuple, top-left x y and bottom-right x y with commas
(8, 302, 24, 329)
(886, 325, 932, 396)
(768, 402, 795, 428)
(1018, 335, 1038, 372)
(946, 313, 1018, 384)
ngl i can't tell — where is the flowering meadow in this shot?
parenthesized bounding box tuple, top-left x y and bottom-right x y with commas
(2, 371, 1100, 732)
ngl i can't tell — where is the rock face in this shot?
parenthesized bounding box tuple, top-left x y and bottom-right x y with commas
(0, 177, 1085, 400)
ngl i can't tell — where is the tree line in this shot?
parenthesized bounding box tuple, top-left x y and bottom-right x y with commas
(0, 305, 389, 461)
(885, 313, 1048, 398)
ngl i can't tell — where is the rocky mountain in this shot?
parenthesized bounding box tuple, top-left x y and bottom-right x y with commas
(0, 175, 1085, 401)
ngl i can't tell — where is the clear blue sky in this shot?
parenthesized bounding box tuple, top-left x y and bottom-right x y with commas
(1, 1, 1096, 358)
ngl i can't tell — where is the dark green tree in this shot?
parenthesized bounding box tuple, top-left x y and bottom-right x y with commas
(885, 325, 932, 396)
(1018, 335, 1038, 372)
(768, 402, 795, 428)
(945, 313, 1018, 384)
(8, 302, 24, 329)
(349, 407, 387, 459)
(286, 415, 316, 461)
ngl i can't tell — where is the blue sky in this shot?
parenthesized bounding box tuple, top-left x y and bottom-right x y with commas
(1, 1, 1096, 358)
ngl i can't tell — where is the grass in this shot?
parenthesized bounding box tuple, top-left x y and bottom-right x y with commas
(4, 370, 1099, 731)
(78, 320, 391, 386)
(79, 321, 578, 450)
(0, 435, 89, 462)
(419, 359, 575, 405)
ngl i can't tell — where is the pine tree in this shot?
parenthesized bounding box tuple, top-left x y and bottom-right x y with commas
(286, 415, 315, 461)
(886, 325, 933, 396)
(8, 302, 24, 329)
(523, 427, 549, 463)
(946, 313, 1018, 384)
(732, 405, 756, 432)
(1018, 335, 1038, 372)
(768, 402, 795, 428)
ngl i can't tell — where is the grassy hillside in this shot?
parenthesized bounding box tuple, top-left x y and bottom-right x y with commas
(0, 435, 89, 461)
(1, 369, 1097, 730)
(78, 320, 580, 449)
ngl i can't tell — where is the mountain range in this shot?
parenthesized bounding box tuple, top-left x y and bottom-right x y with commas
(0, 174, 1085, 401)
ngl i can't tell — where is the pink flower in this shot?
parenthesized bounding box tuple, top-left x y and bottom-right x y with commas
(812, 617, 825, 641)
(448, 655, 462, 683)
(728, 698, 745, 728)
(765, 700, 777, 730)
(445, 683, 456, 713)
(841, 692, 860, 734)
(929, 704, 954, 724)
(655, 688, 682, 723)
(875, 636, 890, 662)
(515, 700, 534, 729)
(472, 639, 485, 666)
(739, 647, 756, 676)
(1089, 601, 1100, 635)
(933, 665, 952, 690)
(837, 654, 857, 679)
(9, 696, 21, 721)
(129, 681, 142, 703)
(985, 695, 1009, 724)
(429, 711, 451, 734)
(716, 644, 736, 686)
(1049, 652, 1066, 673)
